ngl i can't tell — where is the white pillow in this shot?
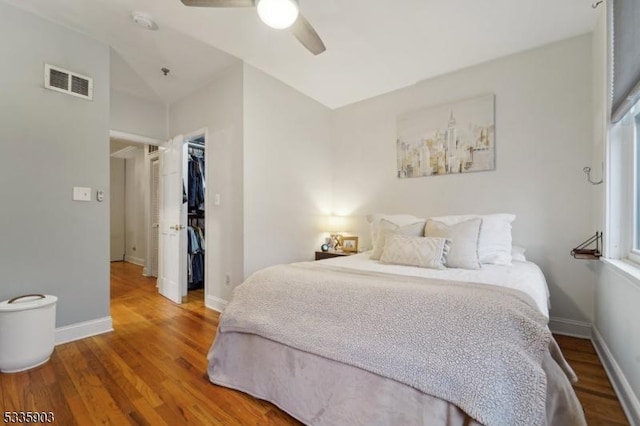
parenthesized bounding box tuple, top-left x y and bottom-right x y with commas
(367, 213, 425, 246)
(428, 214, 515, 265)
(370, 219, 425, 260)
(424, 218, 482, 270)
(511, 245, 527, 262)
(380, 234, 450, 269)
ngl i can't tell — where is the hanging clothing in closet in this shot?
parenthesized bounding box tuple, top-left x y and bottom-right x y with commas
(185, 143, 206, 290)
(188, 151, 205, 213)
(187, 223, 205, 289)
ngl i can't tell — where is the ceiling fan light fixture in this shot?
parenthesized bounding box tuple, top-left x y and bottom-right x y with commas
(256, 0, 299, 30)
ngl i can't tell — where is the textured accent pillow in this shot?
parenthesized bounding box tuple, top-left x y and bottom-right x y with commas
(379, 234, 450, 269)
(370, 219, 425, 260)
(424, 218, 482, 270)
(428, 214, 515, 265)
(366, 214, 425, 247)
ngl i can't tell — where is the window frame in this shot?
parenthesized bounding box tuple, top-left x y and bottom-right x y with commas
(605, 99, 640, 264)
(612, 101, 640, 265)
(630, 110, 640, 264)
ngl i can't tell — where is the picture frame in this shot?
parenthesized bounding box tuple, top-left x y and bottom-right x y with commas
(341, 236, 359, 253)
(397, 93, 495, 178)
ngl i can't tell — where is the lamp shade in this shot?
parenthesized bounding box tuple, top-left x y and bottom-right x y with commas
(256, 0, 299, 29)
(325, 215, 347, 233)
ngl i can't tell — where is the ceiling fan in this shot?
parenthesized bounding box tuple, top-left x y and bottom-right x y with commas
(180, 0, 326, 55)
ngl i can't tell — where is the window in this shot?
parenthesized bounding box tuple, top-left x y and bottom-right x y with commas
(605, 0, 640, 264)
(636, 113, 640, 252)
(629, 110, 640, 264)
(607, 101, 640, 263)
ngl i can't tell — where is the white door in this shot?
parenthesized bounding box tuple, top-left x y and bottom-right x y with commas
(150, 158, 160, 277)
(158, 135, 186, 303)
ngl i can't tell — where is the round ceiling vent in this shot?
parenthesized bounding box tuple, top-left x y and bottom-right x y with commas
(131, 12, 158, 31)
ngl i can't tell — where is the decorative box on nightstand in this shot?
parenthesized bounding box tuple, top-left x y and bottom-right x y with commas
(315, 251, 353, 261)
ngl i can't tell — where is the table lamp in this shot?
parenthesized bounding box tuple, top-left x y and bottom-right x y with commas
(326, 215, 347, 252)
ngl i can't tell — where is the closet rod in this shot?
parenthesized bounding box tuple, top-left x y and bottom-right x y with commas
(188, 142, 205, 149)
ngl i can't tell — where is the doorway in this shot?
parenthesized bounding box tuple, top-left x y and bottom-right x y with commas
(108, 130, 208, 305)
(109, 132, 163, 279)
(184, 133, 207, 294)
(155, 129, 209, 304)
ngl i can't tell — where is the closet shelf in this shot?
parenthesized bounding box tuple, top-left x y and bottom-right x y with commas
(571, 232, 602, 260)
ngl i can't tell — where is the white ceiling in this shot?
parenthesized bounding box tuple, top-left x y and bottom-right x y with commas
(3, 0, 599, 108)
(110, 138, 143, 156)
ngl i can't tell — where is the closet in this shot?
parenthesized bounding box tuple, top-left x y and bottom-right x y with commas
(185, 137, 205, 290)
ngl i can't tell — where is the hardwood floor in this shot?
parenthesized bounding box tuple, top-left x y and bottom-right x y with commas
(554, 334, 630, 425)
(0, 262, 629, 425)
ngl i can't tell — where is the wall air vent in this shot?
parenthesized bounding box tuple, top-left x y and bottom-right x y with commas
(44, 64, 93, 100)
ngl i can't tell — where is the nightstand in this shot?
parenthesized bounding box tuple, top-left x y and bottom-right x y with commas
(315, 251, 353, 260)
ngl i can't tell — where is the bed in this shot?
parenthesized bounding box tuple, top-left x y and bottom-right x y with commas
(207, 215, 587, 426)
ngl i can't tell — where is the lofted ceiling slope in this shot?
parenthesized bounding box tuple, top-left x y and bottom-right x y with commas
(2, 0, 599, 109)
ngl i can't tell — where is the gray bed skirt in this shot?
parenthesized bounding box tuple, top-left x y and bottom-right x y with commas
(208, 332, 586, 426)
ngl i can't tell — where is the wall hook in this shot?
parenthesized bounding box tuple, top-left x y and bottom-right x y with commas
(583, 166, 603, 185)
(592, 1, 603, 9)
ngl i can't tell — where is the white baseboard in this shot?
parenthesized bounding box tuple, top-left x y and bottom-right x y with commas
(205, 295, 228, 313)
(55, 316, 113, 345)
(592, 327, 640, 426)
(548, 317, 592, 339)
(124, 255, 145, 267)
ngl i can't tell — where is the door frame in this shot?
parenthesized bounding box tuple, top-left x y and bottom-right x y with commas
(109, 130, 163, 275)
(145, 153, 161, 277)
(110, 128, 209, 302)
(110, 130, 164, 146)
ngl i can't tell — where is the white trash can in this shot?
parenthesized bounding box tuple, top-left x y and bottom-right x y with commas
(0, 294, 57, 373)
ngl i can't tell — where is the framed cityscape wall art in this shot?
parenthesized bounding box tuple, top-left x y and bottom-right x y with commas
(396, 94, 495, 178)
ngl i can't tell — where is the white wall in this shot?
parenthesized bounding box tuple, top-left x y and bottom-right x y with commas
(242, 64, 333, 277)
(111, 90, 167, 141)
(169, 62, 244, 306)
(0, 2, 110, 327)
(168, 62, 333, 307)
(110, 60, 166, 268)
(595, 264, 640, 423)
(124, 147, 147, 265)
(332, 35, 595, 326)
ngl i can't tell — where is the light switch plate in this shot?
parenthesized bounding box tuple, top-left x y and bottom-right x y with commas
(73, 186, 91, 201)
(214, 193, 221, 205)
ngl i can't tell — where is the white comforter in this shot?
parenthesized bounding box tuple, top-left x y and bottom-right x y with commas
(218, 261, 557, 426)
(320, 252, 551, 317)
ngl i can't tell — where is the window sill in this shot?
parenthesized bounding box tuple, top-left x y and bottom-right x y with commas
(600, 257, 640, 287)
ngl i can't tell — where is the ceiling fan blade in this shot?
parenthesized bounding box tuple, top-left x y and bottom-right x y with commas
(290, 13, 326, 55)
(180, 0, 254, 7)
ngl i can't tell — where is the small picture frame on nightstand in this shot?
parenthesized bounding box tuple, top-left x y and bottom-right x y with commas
(341, 236, 359, 253)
